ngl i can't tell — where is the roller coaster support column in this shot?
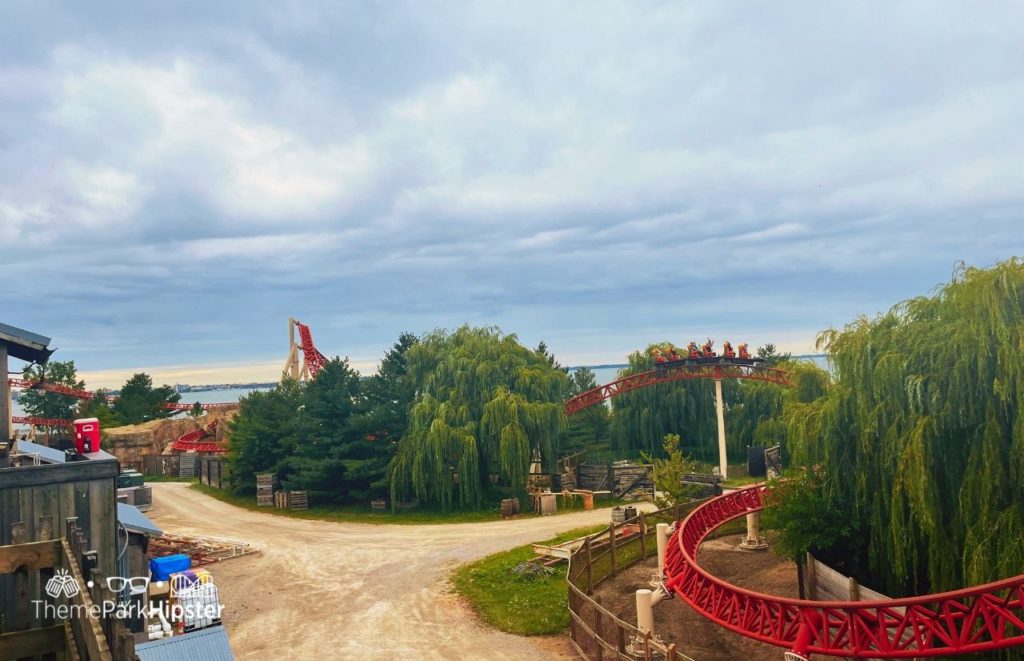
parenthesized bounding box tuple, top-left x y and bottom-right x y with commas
(714, 376, 728, 479)
(635, 587, 669, 639)
(740, 512, 768, 551)
(656, 523, 670, 576)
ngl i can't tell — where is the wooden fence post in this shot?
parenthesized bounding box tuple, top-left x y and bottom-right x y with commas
(673, 502, 681, 522)
(849, 576, 860, 601)
(639, 511, 647, 560)
(609, 522, 617, 575)
(584, 536, 593, 595)
(568, 587, 576, 646)
(805, 552, 817, 600)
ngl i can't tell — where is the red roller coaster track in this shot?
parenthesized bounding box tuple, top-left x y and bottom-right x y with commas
(170, 419, 224, 453)
(663, 485, 1024, 658)
(7, 378, 238, 412)
(7, 378, 238, 429)
(564, 363, 794, 416)
(295, 321, 328, 377)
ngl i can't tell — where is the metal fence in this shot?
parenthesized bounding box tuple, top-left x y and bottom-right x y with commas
(566, 503, 699, 661)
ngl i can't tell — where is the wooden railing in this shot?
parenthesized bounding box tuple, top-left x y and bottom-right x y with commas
(0, 520, 137, 660)
(64, 517, 137, 660)
(566, 503, 698, 661)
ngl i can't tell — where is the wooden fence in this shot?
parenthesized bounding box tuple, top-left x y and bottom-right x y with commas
(0, 519, 135, 659)
(199, 458, 231, 489)
(566, 503, 698, 661)
(142, 454, 180, 477)
(576, 463, 655, 500)
(803, 553, 890, 602)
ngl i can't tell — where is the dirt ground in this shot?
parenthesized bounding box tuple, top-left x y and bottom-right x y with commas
(594, 534, 843, 661)
(148, 483, 638, 660)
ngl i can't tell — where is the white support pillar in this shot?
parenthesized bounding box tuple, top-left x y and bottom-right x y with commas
(740, 511, 769, 551)
(636, 589, 654, 635)
(714, 377, 728, 479)
(656, 523, 669, 577)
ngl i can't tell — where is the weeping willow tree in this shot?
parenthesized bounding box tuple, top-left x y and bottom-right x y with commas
(730, 360, 830, 449)
(388, 326, 568, 509)
(610, 345, 722, 459)
(782, 259, 1024, 597)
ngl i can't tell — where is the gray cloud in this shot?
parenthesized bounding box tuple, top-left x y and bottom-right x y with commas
(2, 1, 1023, 380)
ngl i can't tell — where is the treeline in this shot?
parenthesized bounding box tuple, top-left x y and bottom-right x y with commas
(227, 323, 819, 508)
(229, 333, 417, 502)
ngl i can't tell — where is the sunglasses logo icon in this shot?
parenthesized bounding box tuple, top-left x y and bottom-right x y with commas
(107, 576, 150, 595)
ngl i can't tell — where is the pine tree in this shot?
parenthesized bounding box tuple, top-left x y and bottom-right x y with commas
(227, 379, 305, 493)
(111, 373, 181, 424)
(285, 358, 364, 502)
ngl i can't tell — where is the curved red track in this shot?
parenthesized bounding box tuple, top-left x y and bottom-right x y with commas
(663, 485, 1024, 658)
(171, 419, 224, 453)
(564, 363, 794, 415)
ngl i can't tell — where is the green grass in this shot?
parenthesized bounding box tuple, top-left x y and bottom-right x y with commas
(188, 483, 629, 525)
(722, 474, 764, 488)
(451, 524, 606, 635)
(188, 483, 506, 524)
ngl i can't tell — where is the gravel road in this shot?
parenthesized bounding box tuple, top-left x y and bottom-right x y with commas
(149, 482, 635, 660)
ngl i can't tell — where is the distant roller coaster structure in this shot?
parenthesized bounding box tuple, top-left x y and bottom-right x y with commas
(9, 318, 330, 454)
(564, 355, 794, 479)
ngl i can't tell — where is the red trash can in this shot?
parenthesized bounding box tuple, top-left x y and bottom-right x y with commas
(73, 418, 101, 454)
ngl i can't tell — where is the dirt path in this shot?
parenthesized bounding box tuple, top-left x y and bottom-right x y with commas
(149, 483, 638, 660)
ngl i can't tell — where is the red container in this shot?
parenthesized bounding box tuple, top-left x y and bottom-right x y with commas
(73, 418, 101, 454)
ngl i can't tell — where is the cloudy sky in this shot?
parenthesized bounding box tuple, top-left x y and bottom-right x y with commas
(2, 2, 1022, 388)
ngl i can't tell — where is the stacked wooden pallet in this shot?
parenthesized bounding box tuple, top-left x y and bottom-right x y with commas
(178, 453, 197, 478)
(274, 490, 309, 510)
(256, 473, 274, 507)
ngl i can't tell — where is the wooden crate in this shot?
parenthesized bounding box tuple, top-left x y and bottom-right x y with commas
(178, 454, 197, 478)
(274, 490, 308, 510)
(287, 491, 308, 510)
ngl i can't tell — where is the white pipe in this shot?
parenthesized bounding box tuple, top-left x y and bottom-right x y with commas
(656, 523, 669, 577)
(636, 589, 654, 635)
(714, 378, 728, 479)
